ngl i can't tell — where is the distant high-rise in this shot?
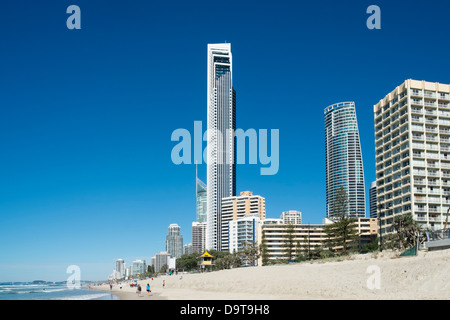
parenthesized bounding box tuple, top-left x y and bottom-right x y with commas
(325, 102, 366, 218)
(369, 181, 377, 219)
(165, 224, 183, 258)
(153, 252, 172, 274)
(183, 243, 193, 255)
(115, 258, 125, 279)
(206, 43, 236, 251)
(192, 221, 207, 253)
(132, 259, 146, 277)
(196, 167, 207, 223)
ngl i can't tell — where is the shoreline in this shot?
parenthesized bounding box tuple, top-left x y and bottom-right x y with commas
(90, 249, 450, 300)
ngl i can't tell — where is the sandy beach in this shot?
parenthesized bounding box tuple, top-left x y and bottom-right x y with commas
(91, 249, 450, 300)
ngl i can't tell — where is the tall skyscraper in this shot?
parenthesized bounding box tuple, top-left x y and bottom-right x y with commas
(325, 102, 366, 218)
(221, 191, 266, 251)
(374, 79, 450, 235)
(369, 181, 377, 218)
(206, 43, 236, 251)
(165, 224, 183, 258)
(196, 165, 207, 224)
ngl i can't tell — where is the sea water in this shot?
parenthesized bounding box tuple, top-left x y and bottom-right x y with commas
(0, 282, 119, 300)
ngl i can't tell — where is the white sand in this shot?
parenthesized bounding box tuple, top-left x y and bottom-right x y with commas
(92, 249, 450, 300)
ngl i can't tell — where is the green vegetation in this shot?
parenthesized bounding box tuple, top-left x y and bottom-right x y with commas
(259, 229, 270, 266)
(381, 214, 427, 250)
(281, 224, 296, 262)
(324, 186, 359, 255)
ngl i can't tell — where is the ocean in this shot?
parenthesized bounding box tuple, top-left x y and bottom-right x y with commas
(0, 282, 119, 300)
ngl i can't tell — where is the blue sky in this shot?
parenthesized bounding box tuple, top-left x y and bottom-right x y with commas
(0, 0, 449, 282)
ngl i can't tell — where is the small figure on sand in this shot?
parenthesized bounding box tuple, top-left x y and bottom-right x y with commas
(163, 280, 165, 289)
(146, 283, 151, 296)
(136, 284, 142, 297)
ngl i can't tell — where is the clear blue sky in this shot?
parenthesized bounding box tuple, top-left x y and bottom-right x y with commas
(0, 0, 449, 282)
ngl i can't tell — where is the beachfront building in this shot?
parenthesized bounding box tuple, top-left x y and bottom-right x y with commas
(131, 259, 146, 277)
(369, 181, 378, 218)
(228, 213, 263, 255)
(206, 43, 237, 251)
(115, 258, 126, 279)
(259, 221, 325, 263)
(325, 102, 366, 219)
(221, 191, 266, 252)
(280, 210, 302, 225)
(374, 80, 450, 235)
(166, 223, 183, 258)
(192, 221, 207, 253)
(258, 218, 378, 264)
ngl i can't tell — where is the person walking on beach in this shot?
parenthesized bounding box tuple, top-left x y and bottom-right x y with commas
(146, 283, 151, 296)
(163, 280, 165, 289)
(136, 284, 142, 297)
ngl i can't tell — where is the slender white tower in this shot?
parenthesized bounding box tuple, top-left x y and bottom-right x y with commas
(206, 43, 236, 251)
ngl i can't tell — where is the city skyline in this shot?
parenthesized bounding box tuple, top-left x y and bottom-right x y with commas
(0, 0, 449, 282)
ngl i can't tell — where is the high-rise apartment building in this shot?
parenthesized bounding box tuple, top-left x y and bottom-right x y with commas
(152, 252, 173, 274)
(206, 43, 236, 251)
(369, 181, 377, 218)
(132, 259, 146, 277)
(183, 243, 193, 255)
(221, 191, 266, 251)
(228, 213, 262, 256)
(374, 79, 450, 235)
(192, 221, 207, 254)
(165, 224, 183, 258)
(115, 258, 125, 279)
(325, 102, 366, 219)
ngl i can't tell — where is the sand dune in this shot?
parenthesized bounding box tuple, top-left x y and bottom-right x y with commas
(92, 249, 450, 300)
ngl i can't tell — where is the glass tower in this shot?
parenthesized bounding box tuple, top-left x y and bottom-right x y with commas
(206, 43, 236, 251)
(325, 102, 366, 218)
(165, 224, 183, 258)
(369, 181, 377, 219)
(196, 165, 207, 224)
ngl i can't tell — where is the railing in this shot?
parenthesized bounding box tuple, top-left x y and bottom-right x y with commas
(427, 228, 450, 241)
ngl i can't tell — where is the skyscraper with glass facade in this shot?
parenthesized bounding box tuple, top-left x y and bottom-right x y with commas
(165, 224, 183, 258)
(206, 43, 236, 251)
(196, 177, 207, 224)
(325, 101, 366, 219)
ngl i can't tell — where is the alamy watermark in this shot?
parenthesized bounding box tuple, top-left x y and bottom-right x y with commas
(67, 5, 81, 30)
(66, 265, 81, 289)
(366, 5, 381, 30)
(366, 265, 381, 290)
(171, 121, 279, 175)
